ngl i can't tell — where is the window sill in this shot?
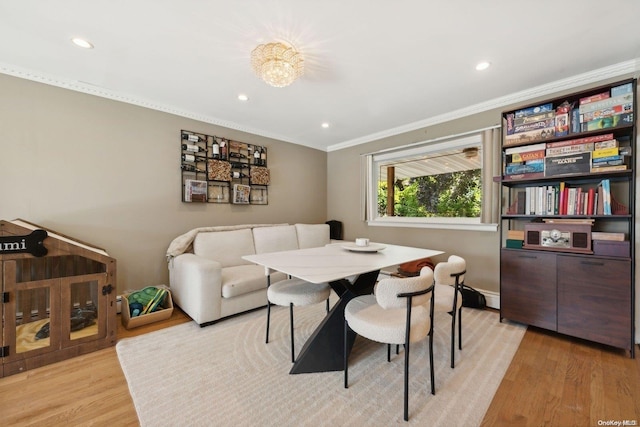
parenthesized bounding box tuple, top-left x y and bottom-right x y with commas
(367, 217, 498, 232)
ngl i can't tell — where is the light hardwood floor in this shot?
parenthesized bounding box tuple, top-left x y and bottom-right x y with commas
(1, 307, 638, 426)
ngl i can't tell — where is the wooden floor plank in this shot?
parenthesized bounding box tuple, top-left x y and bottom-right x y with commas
(1, 308, 638, 426)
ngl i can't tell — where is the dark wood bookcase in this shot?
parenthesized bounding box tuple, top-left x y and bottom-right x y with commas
(499, 78, 636, 357)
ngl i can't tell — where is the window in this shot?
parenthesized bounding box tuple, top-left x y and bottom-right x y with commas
(364, 129, 499, 231)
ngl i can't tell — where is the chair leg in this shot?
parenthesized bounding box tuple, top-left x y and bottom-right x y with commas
(289, 303, 295, 363)
(265, 302, 271, 344)
(403, 338, 410, 422)
(387, 344, 391, 362)
(344, 320, 349, 388)
(429, 328, 435, 395)
(450, 312, 456, 369)
(458, 307, 462, 350)
(326, 298, 330, 313)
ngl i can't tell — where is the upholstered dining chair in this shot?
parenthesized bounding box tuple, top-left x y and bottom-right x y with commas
(265, 275, 331, 363)
(421, 254, 466, 369)
(344, 272, 435, 422)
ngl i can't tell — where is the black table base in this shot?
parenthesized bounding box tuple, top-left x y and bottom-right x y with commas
(289, 269, 380, 374)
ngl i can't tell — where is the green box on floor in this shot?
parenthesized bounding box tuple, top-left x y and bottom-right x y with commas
(506, 239, 523, 249)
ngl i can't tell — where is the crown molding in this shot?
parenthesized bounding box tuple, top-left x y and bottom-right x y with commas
(327, 58, 640, 152)
(2, 59, 638, 154)
(0, 62, 306, 148)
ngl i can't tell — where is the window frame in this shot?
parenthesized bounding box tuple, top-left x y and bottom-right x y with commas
(365, 132, 498, 232)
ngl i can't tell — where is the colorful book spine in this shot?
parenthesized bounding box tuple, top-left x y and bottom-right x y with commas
(505, 142, 547, 154)
(579, 93, 633, 114)
(510, 150, 545, 162)
(545, 133, 613, 148)
(592, 147, 619, 159)
(579, 91, 610, 105)
(546, 142, 594, 157)
(505, 163, 544, 175)
(502, 172, 545, 181)
(513, 118, 555, 134)
(514, 103, 553, 118)
(514, 111, 555, 126)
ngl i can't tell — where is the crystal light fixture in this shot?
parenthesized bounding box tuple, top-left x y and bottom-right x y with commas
(251, 42, 304, 88)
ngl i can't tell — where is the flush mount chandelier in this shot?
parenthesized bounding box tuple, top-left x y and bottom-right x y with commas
(251, 42, 304, 88)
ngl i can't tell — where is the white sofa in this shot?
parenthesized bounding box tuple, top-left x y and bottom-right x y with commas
(166, 223, 331, 326)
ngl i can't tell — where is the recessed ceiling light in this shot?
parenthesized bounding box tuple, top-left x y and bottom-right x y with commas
(71, 38, 93, 49)
(475, 61, 491, 71)
(238, 94, 249, 101)
(321, 122, 330, 129)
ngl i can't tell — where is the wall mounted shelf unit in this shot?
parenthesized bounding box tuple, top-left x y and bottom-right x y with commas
(180, 130, 269, 205)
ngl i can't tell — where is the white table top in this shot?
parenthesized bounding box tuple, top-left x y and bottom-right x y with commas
(243, 243, 444, 283)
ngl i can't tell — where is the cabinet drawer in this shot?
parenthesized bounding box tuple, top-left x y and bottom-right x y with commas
(500, 250, 557, 330)
(557, 256, 632, 350)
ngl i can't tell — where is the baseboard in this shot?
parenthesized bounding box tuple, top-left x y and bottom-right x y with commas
(475, 288, 500, 310)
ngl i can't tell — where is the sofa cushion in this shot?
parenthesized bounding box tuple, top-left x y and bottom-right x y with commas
(193, 228, 255, 268)
(252, 225, 299, 254)
(295, 223, 330, 249)
(221, 265, 287, 298)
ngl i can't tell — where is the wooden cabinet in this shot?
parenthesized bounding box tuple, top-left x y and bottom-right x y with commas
(557, 256, 631, 349)
(499, 79, 636, 357)
(1, 220, 117, 377)
(500, 250, 557, 330)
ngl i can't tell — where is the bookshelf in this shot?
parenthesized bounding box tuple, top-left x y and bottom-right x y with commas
(180, 130, 269, 204)
(499, 79, 636, 357)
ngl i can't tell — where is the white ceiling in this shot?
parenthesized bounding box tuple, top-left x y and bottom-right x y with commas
(1, 1, 639, 152)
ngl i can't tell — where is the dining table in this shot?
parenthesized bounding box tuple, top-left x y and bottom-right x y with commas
(243, 242, 444, 374)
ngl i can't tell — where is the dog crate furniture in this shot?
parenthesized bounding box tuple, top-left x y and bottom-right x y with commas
(1, 219, 117, 377)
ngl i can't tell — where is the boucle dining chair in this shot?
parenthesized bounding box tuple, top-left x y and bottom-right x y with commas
(265, 275, 331, 363)
(343, 272, 435, 422)
(421, 254, 466, 369)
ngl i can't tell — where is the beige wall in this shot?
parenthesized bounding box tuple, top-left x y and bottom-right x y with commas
(0, 74, 327, 293)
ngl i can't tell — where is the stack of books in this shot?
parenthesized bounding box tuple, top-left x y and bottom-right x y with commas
(504, 103, 556, 146)
(578, 82, 634, 132)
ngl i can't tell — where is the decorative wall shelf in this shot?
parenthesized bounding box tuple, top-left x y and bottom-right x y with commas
(180, 130, 269, 204)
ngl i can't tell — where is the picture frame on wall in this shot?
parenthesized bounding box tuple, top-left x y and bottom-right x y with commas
(232, 184, 251, 204)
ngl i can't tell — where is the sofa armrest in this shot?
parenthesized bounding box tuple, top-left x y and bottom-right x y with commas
(169, 253, 223, 325)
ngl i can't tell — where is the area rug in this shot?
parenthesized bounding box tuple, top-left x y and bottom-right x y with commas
(117, 301, 525, 426)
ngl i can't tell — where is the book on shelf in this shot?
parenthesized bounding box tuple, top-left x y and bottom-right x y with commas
(603, 179, 612, 215)
(611, 82, 633, 97)
(545, 133, 614, 148)
(582, 112, 634, 132)
(592, 147, 619, 158)
(591, 232, 625, 241)
(544, 152, 591, 177)
(590, 165, 628, 173)
(542, 218, 595, 225)
(504, 142, 547, 154)
(509, 149, 545, 162)
(514, 103, 554, 118)
(513, 118, 555, 135)
(504, 127, 555, 146)
(507, 230, 525, 240)
(514, 111, 555, 126)
(578, 92, 633, 114)
(502, 172, 545, 181)
(593, 139, 619, 150)
(546, 142, 594, 157)
(579, 91, 610, 105)
(581, 104, 628, 123)
(505, 162, 544, 175)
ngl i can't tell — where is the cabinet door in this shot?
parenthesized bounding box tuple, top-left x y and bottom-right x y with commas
(557, 256, 632, 350)
(500, 250, 557, 330)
